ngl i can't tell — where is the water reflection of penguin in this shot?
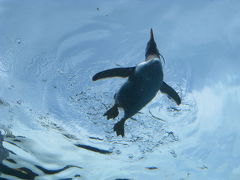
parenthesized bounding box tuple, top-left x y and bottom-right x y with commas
(92, 29, 181, 137)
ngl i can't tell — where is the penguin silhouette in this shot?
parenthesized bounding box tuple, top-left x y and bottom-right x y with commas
(92, 29, 181, 137)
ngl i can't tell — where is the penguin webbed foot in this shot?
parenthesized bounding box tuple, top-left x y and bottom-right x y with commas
(113, 120, 125, 137)
(104, 105, 119, 119)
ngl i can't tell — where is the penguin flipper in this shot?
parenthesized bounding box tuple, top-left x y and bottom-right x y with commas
(92, 67, 135, 81)
(160, 81, 181, 105)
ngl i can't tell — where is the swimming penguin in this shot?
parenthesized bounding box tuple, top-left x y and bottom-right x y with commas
(92, 29, 181, 137)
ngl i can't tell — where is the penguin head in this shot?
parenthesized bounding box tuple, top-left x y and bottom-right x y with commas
(145, 29, 165, 63)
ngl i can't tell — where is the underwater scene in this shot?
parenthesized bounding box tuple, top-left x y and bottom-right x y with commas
(0, 0, 240, 179)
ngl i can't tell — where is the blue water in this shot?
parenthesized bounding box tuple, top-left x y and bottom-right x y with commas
(1, 0, 240, 179)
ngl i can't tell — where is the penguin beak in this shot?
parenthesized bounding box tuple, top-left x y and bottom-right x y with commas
(145, 29, 165, 63)
(150, 28, 154, 41)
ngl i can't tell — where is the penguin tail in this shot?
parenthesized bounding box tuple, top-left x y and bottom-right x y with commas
(104, 104, 119, 119)
(113, 118, 127, 137)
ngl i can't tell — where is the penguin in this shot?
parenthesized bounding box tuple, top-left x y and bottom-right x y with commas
(92, 29, 181, 137)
